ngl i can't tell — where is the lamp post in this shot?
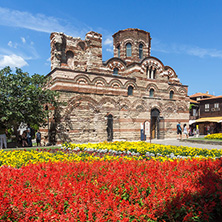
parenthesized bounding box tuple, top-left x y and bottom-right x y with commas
(45, 105, 49, 145)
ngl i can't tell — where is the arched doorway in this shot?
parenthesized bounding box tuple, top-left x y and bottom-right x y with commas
(107, 114, 113, 141)
(151, 108, 160, 139)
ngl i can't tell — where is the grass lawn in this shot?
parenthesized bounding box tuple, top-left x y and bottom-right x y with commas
(3, 146, 61, 152)
(187, 137, 222, 142)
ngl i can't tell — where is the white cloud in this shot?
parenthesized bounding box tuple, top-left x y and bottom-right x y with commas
(21, 37, 26, 44)
(3, 38, 39, 61)
(152, 38, 222, 59)
(0, 7, 91, 37)
(104, 37, 113, 46)
(106, 48, 113, 53)
(8, 41, 13, 47)
(7, 41, 17, 48)
(0, 54, 28, 69)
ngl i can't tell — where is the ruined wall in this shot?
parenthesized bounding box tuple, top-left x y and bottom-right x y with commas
(50, 31, 102, 73)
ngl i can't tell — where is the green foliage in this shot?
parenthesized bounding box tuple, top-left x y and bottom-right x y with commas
(0, 66, 61, 133)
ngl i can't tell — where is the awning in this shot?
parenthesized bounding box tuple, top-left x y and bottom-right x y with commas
(189, 120, 196, 125)
(195, 116, 222, 123)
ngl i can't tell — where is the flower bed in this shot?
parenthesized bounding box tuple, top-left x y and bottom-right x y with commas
(1, 142, 222, 221)
(64, 141, 222, 159)
(1, 159, 222, 221)
(204, 133, 222, 140)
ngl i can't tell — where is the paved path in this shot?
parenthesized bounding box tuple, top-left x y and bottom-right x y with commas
(150, 138, 222, 150)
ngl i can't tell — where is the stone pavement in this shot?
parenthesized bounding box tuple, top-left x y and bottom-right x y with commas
(150, 138, 222, 150)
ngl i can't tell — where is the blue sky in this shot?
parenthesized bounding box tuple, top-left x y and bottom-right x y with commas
(0, 0, 222, 96)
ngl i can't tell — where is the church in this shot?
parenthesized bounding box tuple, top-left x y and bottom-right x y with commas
(44, 28, 189, 143)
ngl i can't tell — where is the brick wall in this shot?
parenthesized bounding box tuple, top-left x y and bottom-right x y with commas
(43, 29, 189, 144)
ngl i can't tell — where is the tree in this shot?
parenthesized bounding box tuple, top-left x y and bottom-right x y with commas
(0, 66, 61, 140)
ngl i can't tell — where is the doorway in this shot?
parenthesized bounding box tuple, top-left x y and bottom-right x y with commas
(107, 114, 113, 141)
(151, 109, 160, 139)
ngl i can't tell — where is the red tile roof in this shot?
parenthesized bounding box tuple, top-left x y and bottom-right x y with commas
(199, 95, 222, 101)
(190, 99, 199, 104)
(189, 92, 215, 98)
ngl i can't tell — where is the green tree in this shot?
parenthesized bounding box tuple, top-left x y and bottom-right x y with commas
(0, 66, 61, 140)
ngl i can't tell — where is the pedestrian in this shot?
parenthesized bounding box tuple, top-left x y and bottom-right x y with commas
(26, 124, 33, 147)
(21, 131, 28, 147)
(183, 124, 188, 139)
(176, 122, 182, 140)
(36, 130, 41, 146)
(0, 124, 7, 149)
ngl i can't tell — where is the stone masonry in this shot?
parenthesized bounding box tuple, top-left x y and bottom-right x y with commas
(43, 28, 189, 144)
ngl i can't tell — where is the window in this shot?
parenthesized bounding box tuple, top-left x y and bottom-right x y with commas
(169, 91, 174, 99)
(128, 86, 133, 96)
(146, 66, 156, 79)
(149, 89, 154, 98)
(153, 69, 156, 79)
(117, 45, 120, 58)
(139, 43, 143, 59)
(113, 68, 119, 75)
(214, 103, 219, 108)
(205, 104, 209, 112)
(193, 109, 197, 116)
(126, 43, 132, 57)
(66, 51, 74, 69)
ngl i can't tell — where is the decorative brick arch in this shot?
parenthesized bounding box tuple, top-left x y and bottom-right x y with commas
(73, 74, 91, 85)
(163, 101, 176, 113)
(149, 104, 163, 115)
(164, 66, 181, 84)
(146, 83, 159, 92)
(177, 101, 189, 112)
(141, 57, 164, 74)
(137, 40, 146, 47)
(178, 87, 187, 96)
(124, 81, 138, 90)
(118, 98, 132, 109)
(99, 97, 117, 108)
(132, 98, 146, 110)
(65, 95, 99, 116)
(167, 86, 177, 94)
(91, 77, 108, 87)
(108, 79, 124, 88)
(122, 38, 134, 57)
(106, 59, 126, 73)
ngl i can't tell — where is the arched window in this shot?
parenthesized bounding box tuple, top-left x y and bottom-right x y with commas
(149, 89, 154, 98)
(146, 66, 156, 79)
(139, 43, 143, 59)
(78, 42, 85, 50)
(170, 91, 174, 99)
(126, 43, 132, 57)
(66, 51, 74, 69)
(117, 45, 120, 58)
(113, 68, 119, 75)
(128, 86, 133, 96)
(153, 69, 156, 79)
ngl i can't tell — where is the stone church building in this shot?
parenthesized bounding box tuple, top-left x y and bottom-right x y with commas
(44, 28, 189, 143)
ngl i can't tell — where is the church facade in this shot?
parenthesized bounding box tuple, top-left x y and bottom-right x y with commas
(44, 28, 189, 143)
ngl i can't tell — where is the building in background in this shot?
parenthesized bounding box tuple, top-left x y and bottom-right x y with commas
(43, 28, 189, 144)
(195, 96, 222, 134)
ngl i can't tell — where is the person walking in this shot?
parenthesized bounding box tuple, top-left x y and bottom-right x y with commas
(0, 125, 7, 149)
(183, 124, 189, 139)
(36, 130, 41, 146)
(177, 122, 182, 140)
(26, 124, 33, 147)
